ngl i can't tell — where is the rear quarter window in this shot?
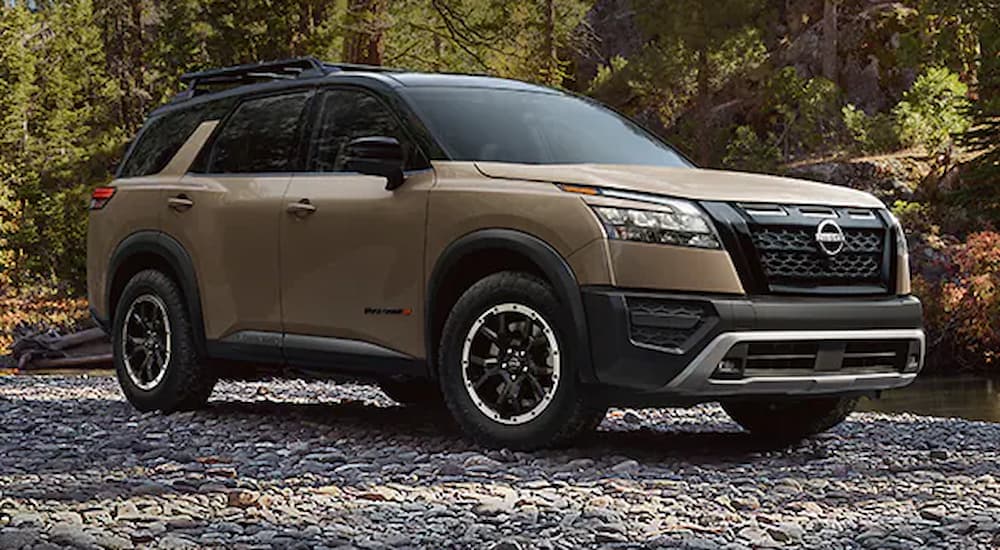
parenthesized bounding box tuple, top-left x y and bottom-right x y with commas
(118, 99, 234, 178)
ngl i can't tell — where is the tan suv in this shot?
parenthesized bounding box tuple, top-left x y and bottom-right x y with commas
(88, 58, 924, 449)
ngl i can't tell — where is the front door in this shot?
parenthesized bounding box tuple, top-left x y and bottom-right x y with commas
(279, 88, 433, 369)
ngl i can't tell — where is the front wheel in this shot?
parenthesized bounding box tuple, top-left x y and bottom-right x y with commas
(722, 396, 858, 442)
(438, 272, 606, 450)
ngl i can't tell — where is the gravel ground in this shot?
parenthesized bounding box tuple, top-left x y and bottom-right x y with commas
(1, 375, 999, 549)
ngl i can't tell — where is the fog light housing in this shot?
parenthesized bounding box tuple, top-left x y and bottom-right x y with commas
(903, 354, 921, 373)
(713, 358, 744, 379)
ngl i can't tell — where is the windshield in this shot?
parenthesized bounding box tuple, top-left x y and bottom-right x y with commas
(404, 87, 692, 167)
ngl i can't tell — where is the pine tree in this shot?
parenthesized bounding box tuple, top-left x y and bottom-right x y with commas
(962, 11, 999, 185)
(0, 3, 38, 285)
(635, 0, 774, 163)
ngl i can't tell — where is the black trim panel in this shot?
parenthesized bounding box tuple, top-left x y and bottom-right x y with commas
(207, 330, 284, 364)
(583, 286, 922, 392)
(284, 332, 426, 377)
(207, 331, 426, 378)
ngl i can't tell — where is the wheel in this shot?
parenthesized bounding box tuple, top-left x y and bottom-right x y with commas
(378, 378, 442, 406)
(438, 271, 606, 450)
(722, 396, 858, 442)
(112, 269, 216, 412)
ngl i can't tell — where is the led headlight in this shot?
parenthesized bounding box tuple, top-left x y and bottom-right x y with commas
(889, 213, 909, 257)
(592, 201, 721, 249)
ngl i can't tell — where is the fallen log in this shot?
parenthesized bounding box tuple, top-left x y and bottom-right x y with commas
(9, 325, 111, 372)
(24, 353, 113, 370)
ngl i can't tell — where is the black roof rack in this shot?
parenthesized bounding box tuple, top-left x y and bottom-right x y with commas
(175, 57, 403, 100)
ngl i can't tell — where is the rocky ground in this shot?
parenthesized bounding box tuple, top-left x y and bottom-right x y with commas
(0, 376, 998, 549)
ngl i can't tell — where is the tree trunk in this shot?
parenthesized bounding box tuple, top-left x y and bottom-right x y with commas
(542, 0, 558, 85)
(342, 0, 389, 65)
(821, 0, 838, 83)
(128, 0, 145, 131)
(695, 43, 712, 165)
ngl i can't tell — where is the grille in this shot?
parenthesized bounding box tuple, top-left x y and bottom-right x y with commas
(631, 325, 694, 350)
(626, 298, 710, 352)
(747, 216, 887, 290)
(716, 339, 916, 379)
(628, 299, 704, 319)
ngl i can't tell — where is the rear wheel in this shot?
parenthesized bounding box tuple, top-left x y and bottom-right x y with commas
(722, 396, 858, 442)
(113, 270, 216, 412)
(438, 272, 606, 450)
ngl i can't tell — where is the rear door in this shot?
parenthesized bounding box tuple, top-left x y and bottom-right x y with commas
(279, 87, 434, 366)
(160, 90, 313, 361)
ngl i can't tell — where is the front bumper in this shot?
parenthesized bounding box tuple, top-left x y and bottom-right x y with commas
(582, 288, 924, 405)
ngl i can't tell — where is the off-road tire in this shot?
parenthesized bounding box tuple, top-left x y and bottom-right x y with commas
(438, 271, 607, 450)
(113, 270, 216, 412)
(378, 379, 443, 406)
(722, 396, 858, 442)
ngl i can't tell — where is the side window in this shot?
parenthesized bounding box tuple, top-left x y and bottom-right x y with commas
(118, 99, 233, 178)
(309, 89, 423, 172)
(208, 92, 310, 173)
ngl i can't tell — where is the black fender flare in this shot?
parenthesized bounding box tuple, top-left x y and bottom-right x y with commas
(107, 231, 207, 356)
(426, 229, 596, 383)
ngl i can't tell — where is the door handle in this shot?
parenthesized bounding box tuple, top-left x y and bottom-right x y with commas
(286, 199, 316, 217)
(167, 195, 194, 211)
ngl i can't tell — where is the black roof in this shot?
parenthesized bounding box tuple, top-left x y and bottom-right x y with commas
(171, 56, 558, 103)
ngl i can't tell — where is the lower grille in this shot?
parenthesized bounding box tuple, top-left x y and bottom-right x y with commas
(626, 298, 713, 353)
(715, 339, 918, 379)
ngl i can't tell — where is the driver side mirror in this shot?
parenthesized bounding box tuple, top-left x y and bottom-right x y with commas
(344, 136, 406, 190)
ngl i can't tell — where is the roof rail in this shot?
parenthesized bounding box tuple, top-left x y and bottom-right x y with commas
(176, 57, 404, 100)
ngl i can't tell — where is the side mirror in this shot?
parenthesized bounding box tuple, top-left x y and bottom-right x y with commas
(344, 136, 406, 190)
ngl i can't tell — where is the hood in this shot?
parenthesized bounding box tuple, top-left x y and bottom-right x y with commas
(474, 162, 884, 209)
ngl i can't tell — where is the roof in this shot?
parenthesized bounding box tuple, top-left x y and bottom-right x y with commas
(383, 72, 557, 93)
(171, 57, 559, 103)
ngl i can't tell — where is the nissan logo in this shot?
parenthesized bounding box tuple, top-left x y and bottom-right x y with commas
(815, 219, 846, 256)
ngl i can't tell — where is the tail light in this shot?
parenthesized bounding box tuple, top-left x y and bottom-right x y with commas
(90, 186, 116, 210)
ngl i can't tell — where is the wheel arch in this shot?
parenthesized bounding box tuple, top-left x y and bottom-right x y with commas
(107, 231, 207, 356)
(426, 228, 595, 383)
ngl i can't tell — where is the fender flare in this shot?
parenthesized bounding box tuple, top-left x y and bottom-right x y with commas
(107, 231, 207, 356)
(426, 228, 596, 383)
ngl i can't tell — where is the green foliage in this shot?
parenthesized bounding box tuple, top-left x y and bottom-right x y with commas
(842, 104, 900, 154)
(722, 126, 780, 173)
(629, 0, 774, 163)
(841, 68, 971, 154)
(388, 0, 590, 85)
(0, 0, 122, 293)
(959, 14, 1000, 195)
(892, 67, 971, 152)
(718, 68, 843, 168)
(765, 68, 843, 157)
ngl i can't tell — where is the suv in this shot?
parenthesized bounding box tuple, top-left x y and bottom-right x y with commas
(88, 58, 923, 449)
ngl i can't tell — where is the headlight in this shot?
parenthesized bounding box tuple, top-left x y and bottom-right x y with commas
(889, 213, 908, 257)
(591, 201, 721, 249)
